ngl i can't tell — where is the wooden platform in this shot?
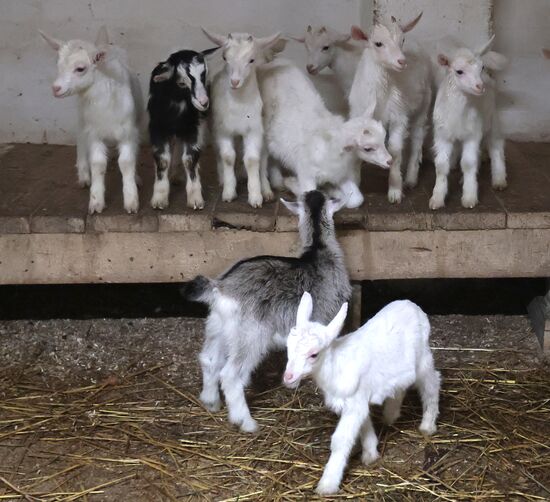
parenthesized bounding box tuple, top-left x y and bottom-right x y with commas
(0, 142, 549, 284)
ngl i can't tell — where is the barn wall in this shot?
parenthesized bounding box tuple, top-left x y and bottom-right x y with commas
(0, 0, 549, 144)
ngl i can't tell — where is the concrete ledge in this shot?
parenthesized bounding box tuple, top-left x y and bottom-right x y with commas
(1, 227, 549, 284)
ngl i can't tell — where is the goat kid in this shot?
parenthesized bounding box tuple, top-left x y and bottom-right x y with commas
(430, 37, 508, 209)
(41, 27, 142, 214)
(284, 293, 441, 495)
(291, 25, 362, 96)
(202, 29, 281, 207)
(148, 48, 218, 209)
(349, 13, 432, 204)
(257, 58, 392, 208)
(183, 190, 351, 433)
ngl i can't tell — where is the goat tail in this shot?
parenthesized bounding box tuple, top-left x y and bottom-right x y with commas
(181, 275, 216, 304)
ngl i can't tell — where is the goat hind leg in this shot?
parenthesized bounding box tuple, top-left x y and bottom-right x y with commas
(183, 144, 204, 210)
(118, 141, 139, 213)
(151, 141, 171, 209)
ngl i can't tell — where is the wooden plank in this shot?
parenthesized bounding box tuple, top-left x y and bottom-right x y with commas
(1, 228, 549, 285)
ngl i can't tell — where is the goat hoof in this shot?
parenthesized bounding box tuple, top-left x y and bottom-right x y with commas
(461, 195, 478, 209)
(419, 423, 437, 436)
(262, 190, 275, 202)
(492, 180, 507, 191)
(387, 188, 403, 204)
(88, 200, 105, 214)
(78, 179, 91, 188)
(316, 479, 340, 496)
(240, 418, 259, 433)
(361, 449, 380, 465)
(404, 178, 418, 189)
(151, 195, 169, 210)
(248, 195, 263, 208)
(124, 200, 139, 214)
(201, 399, 221, 413)
(429, 196, 444, 210)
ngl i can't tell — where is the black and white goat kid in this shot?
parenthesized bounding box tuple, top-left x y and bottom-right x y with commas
(148, 48, 218, 209)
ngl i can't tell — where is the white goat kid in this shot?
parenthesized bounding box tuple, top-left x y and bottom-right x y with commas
(202, 29, 281, 207)
(258, 59, 392, 208)
(284, 293, 441, 495)
(292, 25, 362, 96)
(430, 37, 508, 209)
(349, 14, 432, 203)
(40, 28, 141, 214)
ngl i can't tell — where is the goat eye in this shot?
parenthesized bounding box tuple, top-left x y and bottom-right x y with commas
(322, 45, 330, 51)
(309, 353, 318, 360)
(375, 42, 383, 48)
(364, 147, 375, 152)
(75, 67, 86, 74)
(456, 70, 464, 76)
(249, 59, 255, 64)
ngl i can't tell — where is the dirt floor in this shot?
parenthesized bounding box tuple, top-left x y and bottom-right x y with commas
(0, 315, 549, 501)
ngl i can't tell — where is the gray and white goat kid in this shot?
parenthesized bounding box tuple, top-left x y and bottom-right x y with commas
(40, 27, 142, 214)
(148, 48, 218, 210)
(202, 28, 281, 207)
(284, 294, 441, 495)
(183, 191, 351, 433)
(349, 14, 432, 204)
(292, 25, 362, 96)
(430, 37, 508, 209)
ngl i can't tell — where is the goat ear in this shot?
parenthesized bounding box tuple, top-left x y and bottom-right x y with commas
(543, 48, 550, 60)
(307, 25, 313, 33)
(437, 53, 450, 67)
(326, 197, 347, 216)
(271, 38, 288, 54)
(334, 32, 352, 44)
(400, 12, 423, 33)
(476, 34, 495, 56)
(351, 25, 368, 42)
(296, 292, 313, 327)
(152, 62, 174, 83)
(39, 30, 63, 51)
(92, 51, 107, 64)
(201, 27, 227, 46)
(201, 46, 220, 58)
(324, 302, 348, 343)
(482, 51, 508, 71)
(290, 35, 306, 44)
(95, 26, 109, 47)
(257, 32, 282, 50)
(280, 197, 301, 215)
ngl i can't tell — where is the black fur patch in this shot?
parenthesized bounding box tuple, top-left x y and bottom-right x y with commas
(304, 190, 326, 249)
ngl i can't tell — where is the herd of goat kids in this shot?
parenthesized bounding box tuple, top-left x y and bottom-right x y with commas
(37, 13, 537, 495)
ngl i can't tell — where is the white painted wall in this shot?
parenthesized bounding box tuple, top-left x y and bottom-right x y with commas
(0, 0, 549, 144)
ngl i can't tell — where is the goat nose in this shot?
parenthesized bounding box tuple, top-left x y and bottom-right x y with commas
(387, 158, 393, 167)
(397, 58, 406, 67)
(476, 83, 485, 93)
(306, 64, 315, 73)
(230, 78, 240, 88)
(283, 371, 293, 383)
(52, 85, 62, 95)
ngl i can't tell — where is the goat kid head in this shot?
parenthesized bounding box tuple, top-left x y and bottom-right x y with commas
(351, 12, 422, 71)
(291, 25, 351, 75)
(202, 28, 281, 89)
(152, 48, 219, 111)
(283, 292, 348, 387)
(438, 37, 507, 96)
(342, 117, 392, 168)
(40, 27, 110, 98)
(280, 190, 345, 247)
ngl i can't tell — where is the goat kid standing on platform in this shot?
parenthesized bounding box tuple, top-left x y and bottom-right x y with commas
(284, 294, 441, 495)
(183, 191, 351, 433)
(41, 27, 142, 214)
(148, 48, 219, 210)
(349, 13, 432, 204)
(292, 25, 362, 96)
(430, 37, 508, 209)
(202, 29, 281, 208)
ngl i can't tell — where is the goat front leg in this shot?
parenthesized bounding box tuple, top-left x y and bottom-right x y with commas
(387, 122, 407, 203)
(151, 141, 171, 209)
(88, 141, 108, 214)
(460, 138, 481, 208)
(76, 132, 90, 187)
(118, 141, 139, 213)
(182, 144, 204, 210)
(405, 100, 430, 188)
(316, 407, 368, 495)
(217, 136, 237, 202)
(243, 132, 264, 208)
(338, 178, 364, 208)
(429, 138, 453, 210)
